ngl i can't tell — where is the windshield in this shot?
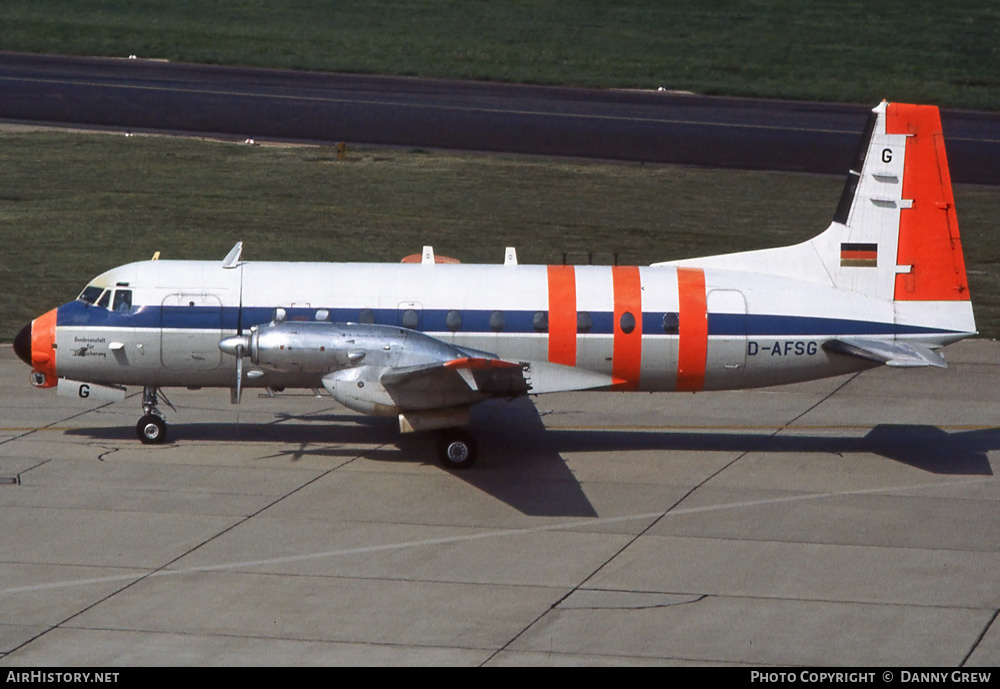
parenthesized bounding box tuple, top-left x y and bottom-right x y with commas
(78, 285, 104, 305)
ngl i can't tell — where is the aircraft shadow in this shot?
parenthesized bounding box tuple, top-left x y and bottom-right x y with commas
(66, 406, 995, 517)
(66, 413, 602, 517)
(529, 424, 997, 476)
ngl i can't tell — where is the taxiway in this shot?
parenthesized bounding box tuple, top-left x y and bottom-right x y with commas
(0, 342, 998, 665)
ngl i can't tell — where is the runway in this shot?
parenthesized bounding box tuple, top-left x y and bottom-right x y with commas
(2, 52, 999, 184)
(1, 341, 998, 666)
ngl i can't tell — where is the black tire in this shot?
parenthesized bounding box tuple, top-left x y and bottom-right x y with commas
(136, 414, 167, 444)
(438, 429, 477, 470)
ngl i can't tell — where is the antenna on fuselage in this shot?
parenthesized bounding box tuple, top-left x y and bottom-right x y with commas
(222, 242, 243, 269)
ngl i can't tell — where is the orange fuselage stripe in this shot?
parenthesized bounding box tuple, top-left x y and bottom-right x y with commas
(676, 267, 707, 392)
(547, 265, 577, 366)
(611, 266, 642, 389)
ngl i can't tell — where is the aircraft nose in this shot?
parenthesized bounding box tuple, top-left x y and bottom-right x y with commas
(13, 322, 32, 365)
(19, 309, 58, 388)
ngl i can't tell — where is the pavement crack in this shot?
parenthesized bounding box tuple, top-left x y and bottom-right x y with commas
(96, 446, 120, 462)
(961, 607, 999, 666)
(556, 590, 708, 611)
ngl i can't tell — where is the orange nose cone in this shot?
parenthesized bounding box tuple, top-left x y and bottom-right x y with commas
(29, 308, 57, 388)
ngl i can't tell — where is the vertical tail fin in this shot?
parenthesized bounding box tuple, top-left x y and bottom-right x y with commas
(814, 102, 971, 304)
(659, 101, 975, 337)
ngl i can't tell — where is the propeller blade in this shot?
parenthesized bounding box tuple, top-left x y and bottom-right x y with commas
(223, 339, 247, 405)
(234, 349, 243, 405)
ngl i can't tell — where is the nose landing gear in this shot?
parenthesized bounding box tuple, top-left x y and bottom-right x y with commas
(136, 386, 172, 444)
(136, 414, 166, 444)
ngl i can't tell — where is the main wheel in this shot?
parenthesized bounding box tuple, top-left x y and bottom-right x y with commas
(136, 414, 167, 444)
(438, 429, 477, 470)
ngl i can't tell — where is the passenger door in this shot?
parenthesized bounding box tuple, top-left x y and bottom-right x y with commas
(160, 292, 224, 369)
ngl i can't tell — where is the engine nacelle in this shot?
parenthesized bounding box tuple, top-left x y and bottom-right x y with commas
(321, 366, 399, 416)
(224, 320, 469, 373)
(222, 321, 421, 374)
(248, 321, 375, 373)
(219, 320, 496, 415)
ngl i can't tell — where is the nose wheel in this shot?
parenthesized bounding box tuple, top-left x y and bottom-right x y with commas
(136, 385, 171, 444)
(136, 414, 167, 444)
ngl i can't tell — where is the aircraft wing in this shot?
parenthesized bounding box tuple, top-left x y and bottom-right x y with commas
(230, 320, 618, 415)
(380, 354, 618, 409)
(823, 338, 947, 368)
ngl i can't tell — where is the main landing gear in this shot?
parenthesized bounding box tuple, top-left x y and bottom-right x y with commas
(438, 428, 477, 470)
(136, 386, 171, 444)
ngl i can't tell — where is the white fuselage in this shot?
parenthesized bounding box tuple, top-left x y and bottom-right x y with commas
(50, 258, 967, 394)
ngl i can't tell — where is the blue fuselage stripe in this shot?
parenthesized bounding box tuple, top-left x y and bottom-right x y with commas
(55, 301, 957, 337)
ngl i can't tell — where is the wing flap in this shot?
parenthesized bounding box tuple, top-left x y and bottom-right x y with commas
(379, 355, 618, 410)
(379, 357, 528, 410)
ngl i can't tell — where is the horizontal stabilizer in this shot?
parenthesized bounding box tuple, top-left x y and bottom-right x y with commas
(823, 338, 947, 368)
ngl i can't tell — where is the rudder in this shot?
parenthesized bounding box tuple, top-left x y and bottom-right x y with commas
(886, 104, 970, 302)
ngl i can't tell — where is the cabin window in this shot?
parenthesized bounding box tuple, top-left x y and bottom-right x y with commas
(662, 312, 679, 334)
(489, 310, 505, 332)
(446, 310, 462, 331)
(619, 311, 636, 334)
(533, 311, 548, 333)
(359, 309, 375, 324)
(401, 309, 419, 329)
(112, 289, 133, 312)
(78, 285, 104, 305)
(577, 311, 592, 334)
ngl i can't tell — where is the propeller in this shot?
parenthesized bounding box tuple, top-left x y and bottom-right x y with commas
(234, 260, 244, 404)
(222, 254, 248, 405)
(219, 334, 250, 404)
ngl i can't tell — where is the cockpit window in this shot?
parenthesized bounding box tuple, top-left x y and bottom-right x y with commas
(96, 290, 111, 309)
(113, 289, 133, 312)
(78, 285, 104, 305)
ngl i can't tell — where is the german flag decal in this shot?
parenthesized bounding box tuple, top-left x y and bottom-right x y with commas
(840, 243, 878, 267)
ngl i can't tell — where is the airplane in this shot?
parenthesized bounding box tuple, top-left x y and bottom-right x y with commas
(12, 102, 975, 469)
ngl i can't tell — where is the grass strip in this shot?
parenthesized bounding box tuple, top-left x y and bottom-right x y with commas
(3, 1, 998, 110)
(1, 130, 996, 341)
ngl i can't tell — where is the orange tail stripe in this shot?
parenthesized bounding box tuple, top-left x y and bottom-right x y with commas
(547, 265, 577, 366)
(887, 103, 969, 301)
(676, 267, 707, 392)
(611, 265, 642, 389)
